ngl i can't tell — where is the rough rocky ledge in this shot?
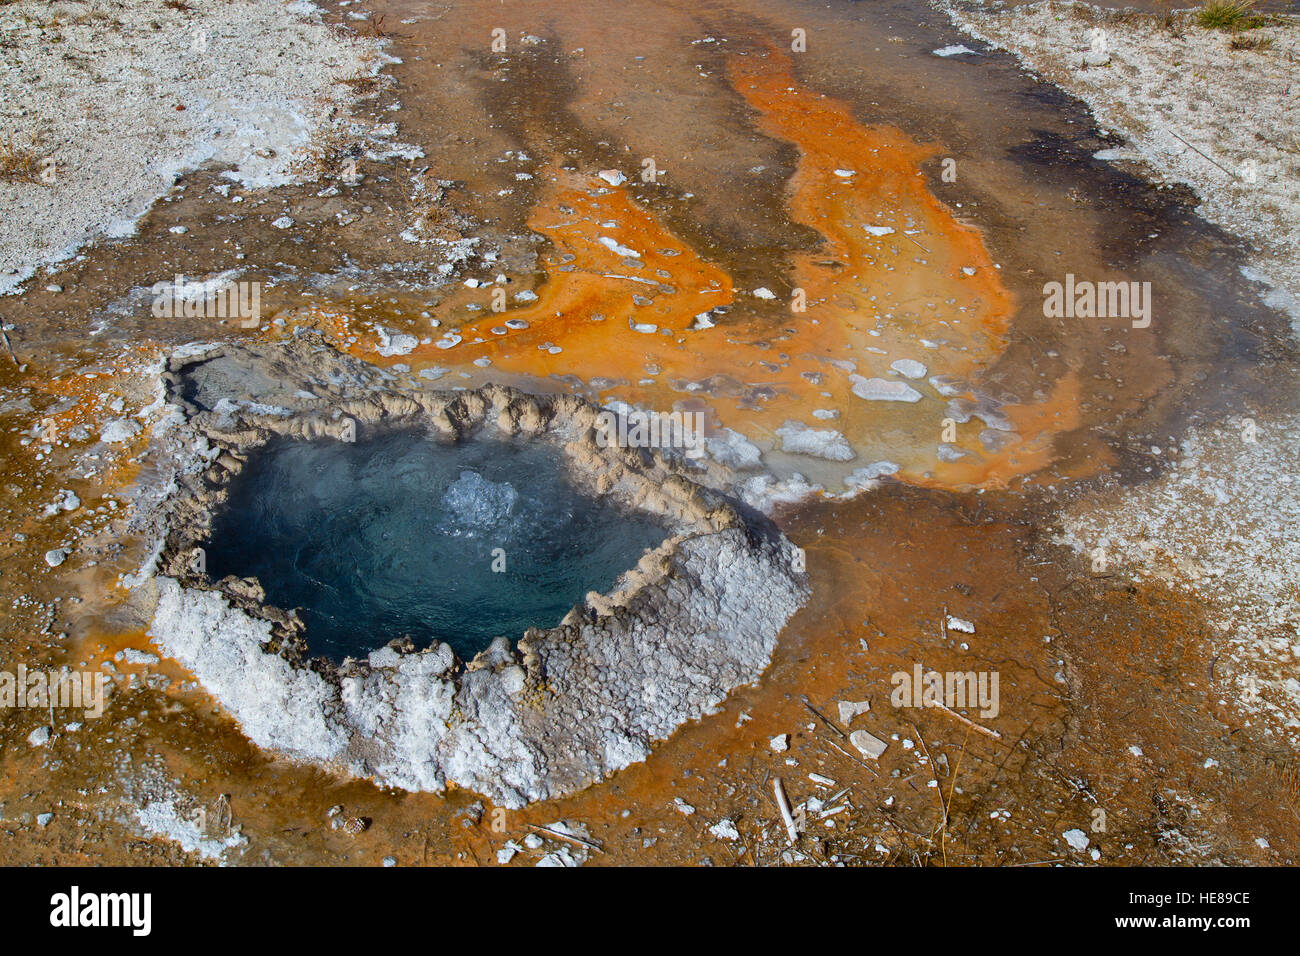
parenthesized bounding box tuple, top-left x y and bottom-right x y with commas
(142, 335, 809, 807)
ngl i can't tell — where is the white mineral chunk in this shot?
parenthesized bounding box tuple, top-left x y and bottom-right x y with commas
(709, 819, 740, 841)
(1062, 829, 1090, 852)
(890, 359, 927, 379)
(849, 729, 888, 760)
(100, 419, 142, 443)
(837, 700, 871, 725)
(849, 375, 922, 403)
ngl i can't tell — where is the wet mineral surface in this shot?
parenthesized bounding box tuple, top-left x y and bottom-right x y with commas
(2, 0, 1298, 865)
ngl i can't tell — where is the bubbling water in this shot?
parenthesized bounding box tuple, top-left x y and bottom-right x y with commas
(205, 429, 671, 662)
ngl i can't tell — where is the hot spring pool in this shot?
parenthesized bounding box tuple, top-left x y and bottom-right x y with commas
(205, 430, 671, 662)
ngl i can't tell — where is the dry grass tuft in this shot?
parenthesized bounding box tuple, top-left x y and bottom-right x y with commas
(0, 138, 47, 184)
(1230, 33, 1275, 50)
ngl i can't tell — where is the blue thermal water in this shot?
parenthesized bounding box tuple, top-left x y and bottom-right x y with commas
(205, 430, 670, 662)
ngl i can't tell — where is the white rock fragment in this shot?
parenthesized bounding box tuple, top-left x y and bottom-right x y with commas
(496, 841, 521, 864)
(100, 419, 143, 443)
(889, 358, 927, 379)
(752, 287, 776, 300)
(597, 236, 639, 258)
(42, 489, 81, 518)
(946, 615, 975, 634)
(775, 421, 855, 462)
(705, 428, 763, 469)
(933, 45, 979, 57)
(845, 461, 901, 490)
(837, 700, 871, 726)
(44, 548, 68, 568)
(769, 733, 790, 753)
(849, 729, 888, 760)
(1062, 829, 1090, 852)
(849, 375, 922, 403)
(862, 224, 895, 236)
(709, 819, 740, 841)
(28, 725, 51, 746)
(597, 169, 626, 187)
(375, 326, 419, 357)
(271, 216, 294, 229)
(673, 798, 696, 816)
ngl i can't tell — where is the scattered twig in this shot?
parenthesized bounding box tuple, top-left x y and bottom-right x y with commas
(930, 698, 1003, 739)
(772, 777, 799, 845)
(0, 327, 18, 366)
(942, 728, 972, 866)
(801, 695, 847, 739)
(527, 823, 604, 854)
(1165, 128, 1236, 178)
(911, 721, 949, 865)
(820, 734, 879, 777)
(903, 231, 931, 253)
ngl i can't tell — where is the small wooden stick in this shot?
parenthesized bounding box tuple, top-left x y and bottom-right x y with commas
(931, 699, 1002, 739)
(800, 695, 847, 739)
(527, 824, 604, 854)
(772, 778, 798, 845)
(821, 734, 879, 777)
(0, 327, 19, 366)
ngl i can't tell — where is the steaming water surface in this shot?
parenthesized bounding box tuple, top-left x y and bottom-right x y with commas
(205, 430, 671, 661)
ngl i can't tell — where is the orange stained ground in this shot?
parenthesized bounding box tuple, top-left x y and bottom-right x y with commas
(307, 50, 1080, 488)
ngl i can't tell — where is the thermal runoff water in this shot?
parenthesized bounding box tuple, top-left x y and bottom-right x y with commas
(206, 430, 670, 661)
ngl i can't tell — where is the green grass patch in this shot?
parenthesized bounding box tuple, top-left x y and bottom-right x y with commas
(1196, 0, 1268, 32)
